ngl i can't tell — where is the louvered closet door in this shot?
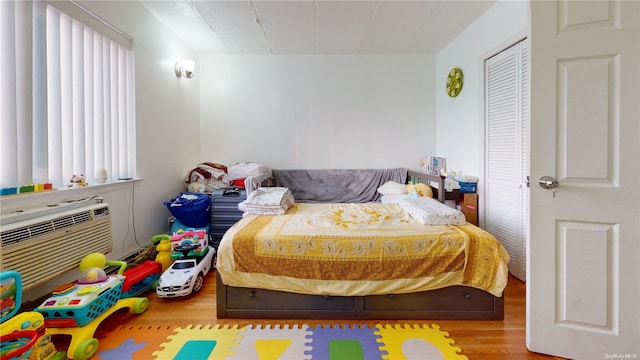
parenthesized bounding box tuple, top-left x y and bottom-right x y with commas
(485, 39, 528, 281)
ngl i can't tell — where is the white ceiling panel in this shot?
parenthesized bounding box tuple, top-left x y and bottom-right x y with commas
(253, 1, 316, 53)
(360, 1, 439, 54)
(412, 0, 496, 52)
(195, 1, 270, 53)
(139, 0, 497, 55)
(316, 1, 378, 54)
(140, 0, 227, 52)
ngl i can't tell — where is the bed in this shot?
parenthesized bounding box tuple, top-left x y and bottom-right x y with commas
(216, 169, 509, 320)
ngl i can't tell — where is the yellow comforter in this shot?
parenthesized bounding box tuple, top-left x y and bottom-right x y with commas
(217, 203, 510, 297)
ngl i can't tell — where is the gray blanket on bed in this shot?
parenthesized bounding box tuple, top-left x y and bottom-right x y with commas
(271, 168, 407, 203)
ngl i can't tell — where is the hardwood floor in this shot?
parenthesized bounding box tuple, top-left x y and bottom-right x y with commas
(97, 272, 566, 359)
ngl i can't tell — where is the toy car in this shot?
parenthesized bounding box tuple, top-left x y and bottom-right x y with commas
(156, 246, 216, 298)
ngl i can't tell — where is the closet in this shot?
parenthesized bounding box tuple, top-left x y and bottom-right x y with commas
(484, 39, 528, 281)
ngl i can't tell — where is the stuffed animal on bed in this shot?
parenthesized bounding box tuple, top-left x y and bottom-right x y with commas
(406, 183, 433, 198)
(379, 181, 432, 204)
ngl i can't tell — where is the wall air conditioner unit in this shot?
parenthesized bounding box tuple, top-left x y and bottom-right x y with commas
(0, 199, 112, 290)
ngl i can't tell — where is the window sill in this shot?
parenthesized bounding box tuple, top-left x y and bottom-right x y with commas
(0, 178, 143, 214)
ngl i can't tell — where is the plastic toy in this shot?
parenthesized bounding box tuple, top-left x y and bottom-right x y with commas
(151, 234, 174, 272)
(66, 174, 88, 188)
(170, 229, 208, 258)
(0, 273, 18, 321)
(1, 271, 65, 360)
(156, 245, 216, 298)
(0, 330, 39, 360)
(33, 253, 159, 359)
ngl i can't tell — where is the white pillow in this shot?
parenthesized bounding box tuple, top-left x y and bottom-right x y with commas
(399, 197, 466, 225)
(377, 181, 408, 195)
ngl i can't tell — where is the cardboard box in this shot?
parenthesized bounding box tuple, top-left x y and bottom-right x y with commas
(459, 193, 478, 226)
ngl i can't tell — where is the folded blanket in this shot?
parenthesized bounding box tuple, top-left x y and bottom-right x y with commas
(238, 187, 295, 215)
(399, 197, 466, 225)
(429, 178, 461, 191)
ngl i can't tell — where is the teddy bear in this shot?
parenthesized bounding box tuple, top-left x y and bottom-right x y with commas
(406, 183, 433, 198)
(67, 174, 88, 188)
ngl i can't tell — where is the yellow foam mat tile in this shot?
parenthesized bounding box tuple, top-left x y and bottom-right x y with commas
(228, 324, 312, 360)
(154, 324, 242, 360)
(375, 323, 468, 360)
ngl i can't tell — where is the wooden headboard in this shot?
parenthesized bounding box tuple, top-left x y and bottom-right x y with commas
(407, 169, 446, 203)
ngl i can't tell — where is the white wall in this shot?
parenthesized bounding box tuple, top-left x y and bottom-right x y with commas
(199, 55, 436, 170)
(435, 0, 529, 178)
(0, 0, 201, 301)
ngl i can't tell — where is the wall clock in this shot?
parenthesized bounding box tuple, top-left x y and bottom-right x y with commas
(446, 68, 463, 97)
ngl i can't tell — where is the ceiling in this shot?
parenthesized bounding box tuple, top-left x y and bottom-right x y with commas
(140, 0, 496, 54)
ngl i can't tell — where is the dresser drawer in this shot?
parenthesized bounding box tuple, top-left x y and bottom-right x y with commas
(364, 286, 494, 311)
(226, 287, 355, 311)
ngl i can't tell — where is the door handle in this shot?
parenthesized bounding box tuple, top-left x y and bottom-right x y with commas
(538, 176, 559, 190)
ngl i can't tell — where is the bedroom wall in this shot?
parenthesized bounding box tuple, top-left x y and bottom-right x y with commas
(199, 54, 436, 171)
(434, 0, 529, 178)
(1, 0, 200, 301)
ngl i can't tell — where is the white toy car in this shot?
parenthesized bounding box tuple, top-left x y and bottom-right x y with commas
(156, 246, 216, 298)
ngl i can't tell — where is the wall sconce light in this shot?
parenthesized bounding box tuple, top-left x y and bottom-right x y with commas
(175, 59, 195, 78)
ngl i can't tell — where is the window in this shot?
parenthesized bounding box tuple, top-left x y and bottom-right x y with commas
(0, 1, 135, 189)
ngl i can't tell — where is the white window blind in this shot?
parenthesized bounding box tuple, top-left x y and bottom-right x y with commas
(0, 1, 135, 189)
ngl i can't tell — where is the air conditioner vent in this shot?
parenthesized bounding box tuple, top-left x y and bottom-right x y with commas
(0, 202, 113, 290)
(1, 227, 31, 247)
(51, 215, 76, 230)
(31, 221, 58, 237)
(73, 210, 93, 224)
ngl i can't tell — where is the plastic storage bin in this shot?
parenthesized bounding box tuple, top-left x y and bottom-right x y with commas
(164, 192, 211, 228)
(458, 182, 477, 194)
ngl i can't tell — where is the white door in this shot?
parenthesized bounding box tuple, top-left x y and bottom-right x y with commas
(485, 39, 529, 281)
(528, 1, 640, 359)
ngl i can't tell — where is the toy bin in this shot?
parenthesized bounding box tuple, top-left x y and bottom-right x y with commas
(164, 192, 211, 228)
(458, 182, 477, 194)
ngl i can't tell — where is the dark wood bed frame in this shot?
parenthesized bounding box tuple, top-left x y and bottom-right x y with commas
(216, 170, 504, 320)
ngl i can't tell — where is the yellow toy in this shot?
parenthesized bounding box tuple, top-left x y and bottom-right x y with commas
(406, 183, 433, 198)
(1, 270, 65, 360)
(414, 182, 433, 197)
(152, 234, 174, 272)
(45, 297, 145, 360)
(1, 312, 63, 360)
(33, 254, 150, 359)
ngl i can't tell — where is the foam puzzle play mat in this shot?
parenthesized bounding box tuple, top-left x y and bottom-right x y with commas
(93, 323, 468, 360)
